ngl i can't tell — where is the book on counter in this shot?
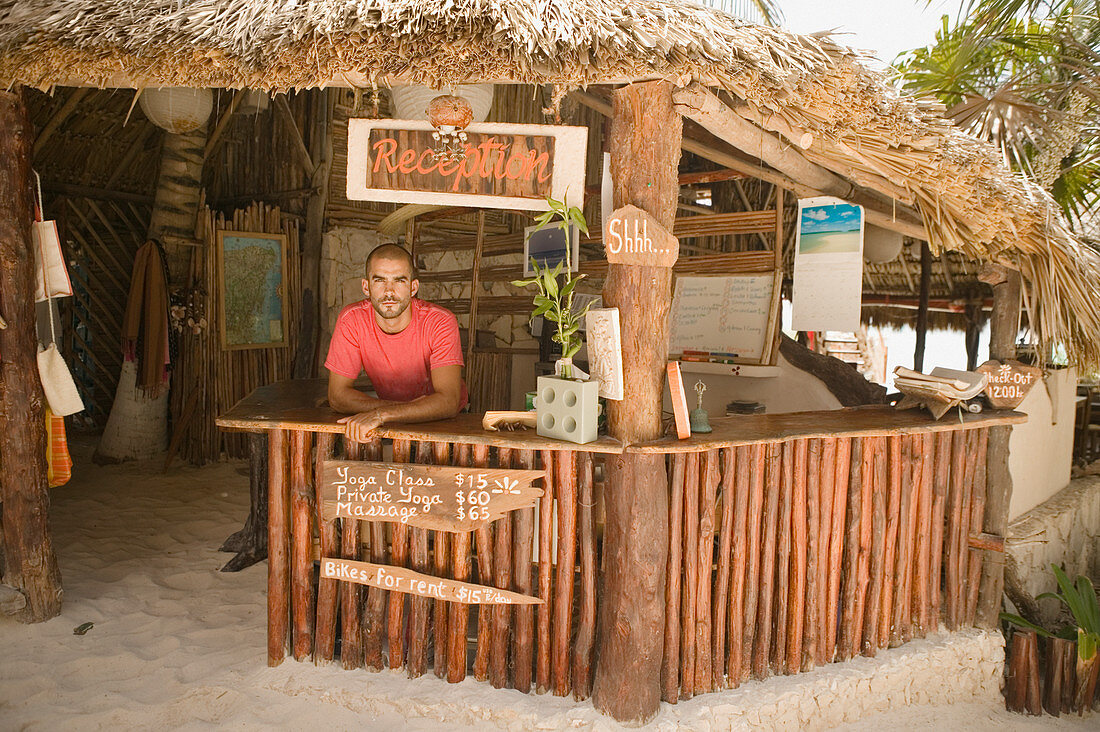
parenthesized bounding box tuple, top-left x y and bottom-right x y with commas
(893, 366, 987, 401)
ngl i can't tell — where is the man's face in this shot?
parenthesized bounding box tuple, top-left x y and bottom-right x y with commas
(363, 255, 418, 323)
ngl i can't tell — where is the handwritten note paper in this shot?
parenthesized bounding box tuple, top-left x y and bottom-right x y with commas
(669, 274, 774, 361)
(320, 461, 543, 532)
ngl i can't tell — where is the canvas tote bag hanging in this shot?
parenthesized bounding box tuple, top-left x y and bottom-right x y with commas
(32, 171, 72, 302)
(33, 172, 84, 417)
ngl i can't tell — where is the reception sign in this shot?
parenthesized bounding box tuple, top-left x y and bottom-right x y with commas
(347, 119, 587, 210)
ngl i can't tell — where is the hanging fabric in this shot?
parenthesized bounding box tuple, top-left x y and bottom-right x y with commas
(34, 171, 84, 417)
(122, 240, 171, 396)
(32, 172, 72, 302)
(45, 407, 73, 488)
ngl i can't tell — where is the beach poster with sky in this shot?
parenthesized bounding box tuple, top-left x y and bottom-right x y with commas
(792, 197, 864, 332)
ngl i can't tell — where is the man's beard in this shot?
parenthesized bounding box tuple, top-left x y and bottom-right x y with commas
(371, 296, 410, 320)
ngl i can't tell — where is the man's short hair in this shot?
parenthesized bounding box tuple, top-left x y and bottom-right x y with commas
(365, 243, 417, 279)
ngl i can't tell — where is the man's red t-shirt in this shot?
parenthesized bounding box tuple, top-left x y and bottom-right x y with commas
(325, 298, 467, 408)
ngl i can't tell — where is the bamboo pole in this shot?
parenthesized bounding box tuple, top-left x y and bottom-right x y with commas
(473, 445, 494, 682)
(512, 449, 537, 693)
(681, 451, 700, 697)
(913, 433, 934, 636)
(899, 434, 921, 643)
(725, 447, 751, 686)
(785, 439, 808, 674)
(825, 438, 851, 663)
(695, 450, 719, 692)
(712, 448, 736, 688)
(447, 444, 477, 683)
(742, 444, 766, 680)
(536, 449, 554, 693)
(930, 432, 951, 626)
(268, 430, 290, 666)
(290, 431, 314, 661)
(956, 430, 978, 629)
(753, 442, 781, 678)
(573, 452, 597, 700)
(879, 436, 903, 648)
(491, 446, 514, 689)
(838, 438, 863, 660)
(551, 450, 577, 697)
(815, 438, 836, 665)
(663, 453, 686, 702)
(313, 433, 338, 663)
(802, 439, 820, 671)
(773, 441, 794, 674)
(433, 441, 452, 679)
(966, 429, 990, 625)
(388, 439, 412, 669)
(359, 438, 387, 670)
(946, 430, 968, 630)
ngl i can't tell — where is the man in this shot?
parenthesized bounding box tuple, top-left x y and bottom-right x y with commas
(326, 243, 467, 442)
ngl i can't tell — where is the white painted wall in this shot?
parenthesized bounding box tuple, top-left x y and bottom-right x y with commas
(1008, 367, 1076, 519)
(660, 352, 842, 417)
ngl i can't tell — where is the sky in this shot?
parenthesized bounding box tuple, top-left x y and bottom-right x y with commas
(774, 0, 962, 66)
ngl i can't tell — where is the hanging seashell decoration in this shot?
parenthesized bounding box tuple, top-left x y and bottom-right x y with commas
(427, 94, 474, 163)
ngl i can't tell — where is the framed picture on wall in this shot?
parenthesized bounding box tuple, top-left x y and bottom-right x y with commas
(215, 230, 289, 350)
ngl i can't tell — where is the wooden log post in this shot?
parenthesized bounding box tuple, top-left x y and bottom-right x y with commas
(0, 89, 63, 623)
(292, 89, 332, 379)
(976, 264, 1021, 627)
(592, 81, 680, 723)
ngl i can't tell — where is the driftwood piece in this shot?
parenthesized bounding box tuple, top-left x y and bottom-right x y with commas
(779, 336, 887, 407)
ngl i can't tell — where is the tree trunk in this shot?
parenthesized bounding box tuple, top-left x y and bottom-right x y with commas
(976, 263, 1021, 627)
(592, 81, 680, 723)
(0, 88, 63, 622)
(96, 126, 207, 462)
(914, 242, 931, 371)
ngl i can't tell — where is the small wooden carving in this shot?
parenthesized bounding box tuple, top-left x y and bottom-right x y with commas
(976, 360, 1041, 409)
(320, 460, 543, 531)
(321, 558, 542, 604)
(604, 205, 679, 267)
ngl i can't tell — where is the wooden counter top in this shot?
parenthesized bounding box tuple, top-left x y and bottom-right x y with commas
(215, 379, 625, 454)
(631, 404, 1026, 453)
(217, 380, 1025, 455)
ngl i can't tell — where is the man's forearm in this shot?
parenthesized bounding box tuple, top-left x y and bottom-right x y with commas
(329, 386, 390, 414)
(379, 391, 461, 425)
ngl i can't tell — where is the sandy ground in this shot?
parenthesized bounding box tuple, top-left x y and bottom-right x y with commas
(1, 439, 1096, 731)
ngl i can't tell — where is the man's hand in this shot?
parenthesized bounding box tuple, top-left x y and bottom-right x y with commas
(337, 407, 389, 443)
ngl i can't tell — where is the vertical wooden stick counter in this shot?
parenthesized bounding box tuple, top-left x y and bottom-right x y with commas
(219, 381, 1024, 702)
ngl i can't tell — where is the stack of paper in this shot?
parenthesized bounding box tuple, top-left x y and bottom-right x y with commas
(894, 367, 988, 419)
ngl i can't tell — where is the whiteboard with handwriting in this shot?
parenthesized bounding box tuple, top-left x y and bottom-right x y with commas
(669, 274, 774, 361)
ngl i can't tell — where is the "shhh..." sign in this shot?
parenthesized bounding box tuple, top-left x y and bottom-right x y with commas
(604, 205, 679, 268)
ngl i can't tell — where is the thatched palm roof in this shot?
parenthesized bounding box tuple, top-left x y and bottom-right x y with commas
(2, 0, 1099, 367)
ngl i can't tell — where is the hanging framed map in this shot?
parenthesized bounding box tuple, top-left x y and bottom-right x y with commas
(215, 230, 289, 350)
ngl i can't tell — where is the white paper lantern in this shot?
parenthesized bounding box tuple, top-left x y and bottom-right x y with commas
(139, 88, 214, 134)
(862, 223, 904, 263)
(389, 84, 494, 124)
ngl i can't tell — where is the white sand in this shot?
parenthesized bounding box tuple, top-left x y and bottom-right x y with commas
(2, 439, 1095, 730)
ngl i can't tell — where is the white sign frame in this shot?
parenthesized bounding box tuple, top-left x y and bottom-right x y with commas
(347, 119, 588, 211)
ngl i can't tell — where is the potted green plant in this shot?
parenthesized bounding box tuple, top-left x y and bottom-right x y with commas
(512, 197, 598, 444)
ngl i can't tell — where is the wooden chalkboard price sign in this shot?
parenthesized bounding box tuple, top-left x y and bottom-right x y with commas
(977, 359, 1041, 408)
(321, 558, 542, 605)
(320, 460, 544, 532)
(604, 205, 679, 267)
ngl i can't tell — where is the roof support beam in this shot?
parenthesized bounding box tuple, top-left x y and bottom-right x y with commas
(32, 87, 90, 157)
(669, 84, 928, 241)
